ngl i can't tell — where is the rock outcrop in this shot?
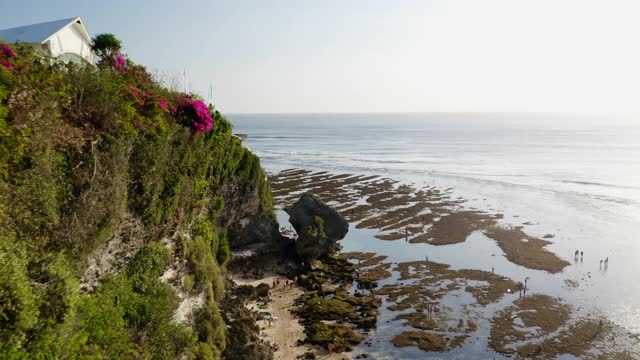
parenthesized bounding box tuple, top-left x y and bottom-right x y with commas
(218, 175, 283, 252)
(286, 193, 348, 262)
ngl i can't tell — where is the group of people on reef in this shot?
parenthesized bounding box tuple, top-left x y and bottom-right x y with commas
(574, 249, 611, 270)
(272, 278, 295, 290)
(423, 303, 437, 317)
(516, 277, 530, 298)
(257, 296, 273, 306)
(242, 269, 265, 279)
(599, 257, 609, 267)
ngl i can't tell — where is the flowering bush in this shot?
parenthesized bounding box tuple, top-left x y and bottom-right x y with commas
(0, 42, 16, 72)
(157, 98, 168, 111)
(123, 64, 154, 89)
(125, 83, 140, 97)
(1, 43, 16, 58)
(191, 100, 213, 133)
(173, 93, 213, 133)
(109, 47, 211, 134)
(113, 50, 126, 72)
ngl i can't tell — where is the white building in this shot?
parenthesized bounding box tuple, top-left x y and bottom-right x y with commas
(0, 17, 93, 64)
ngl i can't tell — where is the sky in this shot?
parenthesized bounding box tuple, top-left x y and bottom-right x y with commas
(1, 0, 640, 114)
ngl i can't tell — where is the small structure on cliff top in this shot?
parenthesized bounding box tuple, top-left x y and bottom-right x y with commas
(0, 17, 93, 64)
(233, 133, 248, 142)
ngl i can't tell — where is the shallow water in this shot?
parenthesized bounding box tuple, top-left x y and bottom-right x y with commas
(232, 113, 640, 356)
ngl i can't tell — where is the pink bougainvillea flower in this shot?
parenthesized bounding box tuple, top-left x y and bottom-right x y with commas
(1, 58, 12, 72)
(1, 43, 16, 58)
(0, 43, 16, 72)
(157, 98, 169, 110)
(172, 94, 214, 134)
(125, 83, 140, 96)
(113, 50, 126, 71)
(191, 99, 213, 133)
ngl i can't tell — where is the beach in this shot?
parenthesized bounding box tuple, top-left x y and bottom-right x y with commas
(232, 273, 354, 360)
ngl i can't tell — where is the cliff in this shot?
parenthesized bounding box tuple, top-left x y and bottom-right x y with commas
(0, 42, 280, 358)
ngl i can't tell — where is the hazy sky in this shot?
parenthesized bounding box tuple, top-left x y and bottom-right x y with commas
(1, 0, 639, 114)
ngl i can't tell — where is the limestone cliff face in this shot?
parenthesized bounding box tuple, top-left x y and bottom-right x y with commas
(217, 174, 282, 252)
(77, 131, 282, 292)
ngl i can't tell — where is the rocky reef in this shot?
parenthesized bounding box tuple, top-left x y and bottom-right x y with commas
(274, 194, 378, 353)
(294, 255, 381, 353)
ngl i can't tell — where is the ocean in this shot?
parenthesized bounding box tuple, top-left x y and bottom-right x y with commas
(229, 112, 640, 358)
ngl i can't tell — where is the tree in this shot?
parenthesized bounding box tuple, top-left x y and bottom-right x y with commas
(91, 33, 122, 60)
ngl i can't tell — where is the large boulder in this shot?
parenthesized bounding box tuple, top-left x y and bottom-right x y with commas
(286, 193, 349, 262)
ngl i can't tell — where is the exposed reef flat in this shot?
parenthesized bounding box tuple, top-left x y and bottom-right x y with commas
(484, 226, 570, 273)
(268, 169, 639, 358)
(379, 260, 637, 358)
(336, 251, 392, 282)
(270, 169, 568, 273)
(489, 294, 638, 359)
(379, 260, 518, 308)
(391, 330, 468, 352)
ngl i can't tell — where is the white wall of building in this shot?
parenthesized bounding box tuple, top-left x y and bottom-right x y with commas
(44, 22, 93, 64)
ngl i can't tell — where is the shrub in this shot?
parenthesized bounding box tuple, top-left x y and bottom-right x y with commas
(0, 42, 16, 72)
(184, 235, 222, 296)
(91, 33, 122, 61)
(194, 284, 225, 355)
(216, 230, 231, 265)
(126, 242, 172, 293)
(174, 93, 213, 133)
(0, 238, 40, 352)
(184, 274, 195, 294)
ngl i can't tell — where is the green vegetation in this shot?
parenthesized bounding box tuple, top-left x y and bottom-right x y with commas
(91, 33, 122, 61)
(0, 38, 273, 359)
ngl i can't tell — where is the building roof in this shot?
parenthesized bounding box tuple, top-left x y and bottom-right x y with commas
(0, 17, 85, 44)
